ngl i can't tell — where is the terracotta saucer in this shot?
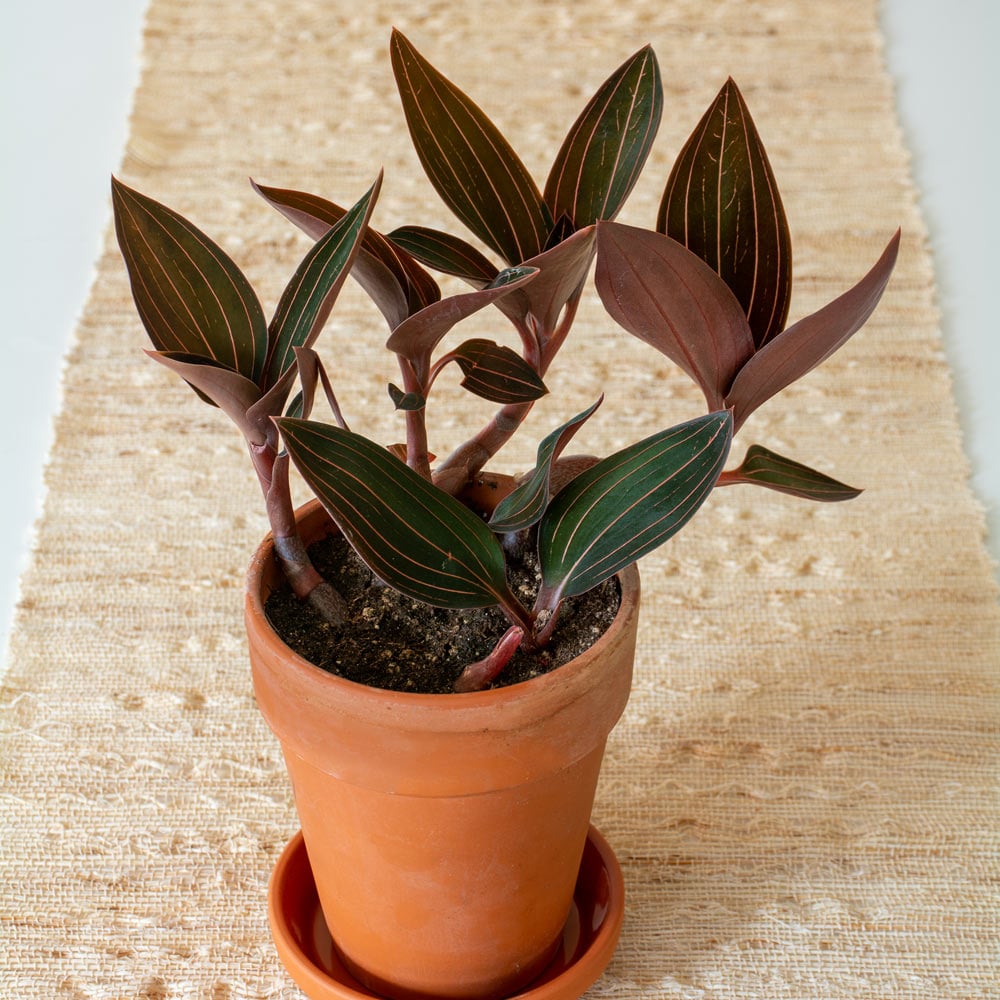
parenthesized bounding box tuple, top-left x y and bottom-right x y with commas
(268, 825, 625, 1000)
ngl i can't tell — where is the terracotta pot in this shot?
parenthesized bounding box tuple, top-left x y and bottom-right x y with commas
(246, 498, 640, 1000)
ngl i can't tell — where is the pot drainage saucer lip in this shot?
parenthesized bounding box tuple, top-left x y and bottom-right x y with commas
(268, 825, 625, 1000)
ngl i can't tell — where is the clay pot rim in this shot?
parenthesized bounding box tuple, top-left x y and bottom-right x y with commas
(246, 498, 640, 724)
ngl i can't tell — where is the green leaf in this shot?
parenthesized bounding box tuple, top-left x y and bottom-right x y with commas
(275, 419, 515, 610)
(388, 226, 500, 285)
(388, 383, 426, 411)
(450, 339, 548, 404)
(658, 78, 792, 348)
(111, 177, 268, 383)
(284, 391, 306, 420)
(544, 213, 576, 252)
(252, 180, 439, 327)
(538, 410, 732, 603)
(491, 266, 538, 288)
(264, 175, 381, 391)
(595, 222, 754, 411)
(545, 46, 662, 230)
(725, 445, 862, 502)
(489, 397, 603, 533)
(725, 230, 900, 428)
(390, 29, 551, 265)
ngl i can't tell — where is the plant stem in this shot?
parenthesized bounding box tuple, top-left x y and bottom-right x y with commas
(530, 582, 563, 647)
(453, 625, 524, 692)
(398, 357, 433, 480)
(435, 291, 585, 488)
(249, 438, 347, 624)
(435, 400, 536, 489)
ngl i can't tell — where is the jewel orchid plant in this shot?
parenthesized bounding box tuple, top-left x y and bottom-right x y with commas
(112, 31, 898, 691)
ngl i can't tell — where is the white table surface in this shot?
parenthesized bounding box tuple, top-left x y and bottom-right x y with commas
(2, 0, 998, 666)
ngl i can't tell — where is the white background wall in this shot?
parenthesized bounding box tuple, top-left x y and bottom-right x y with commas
(1, 0, 997, 663)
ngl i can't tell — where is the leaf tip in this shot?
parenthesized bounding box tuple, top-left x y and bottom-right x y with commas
(389, 26, 414, 62)
(110, 174, 136, 210)
(635, 42, 660, 66)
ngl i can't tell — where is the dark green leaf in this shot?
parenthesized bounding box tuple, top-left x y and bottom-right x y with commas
(544, 213, 576, 251)
(725, 444, 862, 501)
(492, 266, 538, 287)
(388, 226, 500, 285)
(538, 410, 732, 603)
(489, 397, 603, 533)
(264, 175, 381, 391)
(545, 46, 662, 229)
(390, 29, 551, 265)
(725, 230, 900, 428)
(595, 222, 754, 411)
(450, 339, 548, 404)
(388, 383, 426, 410)
(275, 419, 515, 610)
(112, 177, 268, 382)
(285, 391, 306, 420)
(658, 78, 792, 348)
(252, 180, 439, 326)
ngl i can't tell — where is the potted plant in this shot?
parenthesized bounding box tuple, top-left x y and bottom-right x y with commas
(111, 30, 899, 1000)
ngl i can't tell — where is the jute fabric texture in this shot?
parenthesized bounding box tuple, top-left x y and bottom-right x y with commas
(2, 0, 998, 997)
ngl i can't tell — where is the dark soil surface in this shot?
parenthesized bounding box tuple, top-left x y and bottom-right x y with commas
(264, 531, 620, 694)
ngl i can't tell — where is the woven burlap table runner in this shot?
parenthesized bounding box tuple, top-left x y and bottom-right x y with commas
(3, 0, 998, 997)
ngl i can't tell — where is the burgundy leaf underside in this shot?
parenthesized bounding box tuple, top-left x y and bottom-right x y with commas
(385, 268, 538, 375)
(595, 222, 754, 411)
(494, 226, 598, 346)
(725, 230, 901, 426)
(147, 352, 263, 441)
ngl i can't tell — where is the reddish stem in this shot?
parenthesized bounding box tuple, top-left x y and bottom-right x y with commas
(530, 582, 563, 648)
(453, 626, 525, 692)
(249, 437, 347, 624)
(397, 356, 433, 480)
(435, 291, 584, 486)
(435, 400, 536, 490)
